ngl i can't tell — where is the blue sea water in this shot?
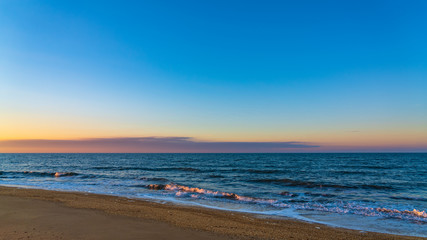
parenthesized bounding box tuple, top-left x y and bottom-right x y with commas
(0, 153, 426, 237)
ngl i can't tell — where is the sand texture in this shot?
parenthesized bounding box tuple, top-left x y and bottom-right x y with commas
(0, 186, 423, 240)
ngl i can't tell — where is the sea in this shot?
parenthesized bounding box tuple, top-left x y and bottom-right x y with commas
(0, 153, 425, 237)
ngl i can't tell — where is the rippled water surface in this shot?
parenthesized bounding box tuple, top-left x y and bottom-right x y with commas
(0, 153, 426, 236)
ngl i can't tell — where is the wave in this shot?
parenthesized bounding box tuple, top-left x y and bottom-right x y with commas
(360, 184, 393, 190)
(92, 166, 152, 171)
(247, 169, 281, 174)
(330, 170, 370, 175)
(172, 167, 202, 172)
(3, 169, 425, 225)
(341, 165, 402, 170)
(92, 166, 204, 172)
(376, 208, 427, 218)
(139, 177, 169, 181)
(279, 191, 298, 197)
(93, 166, 134, 171)
(303, 192, 337, 198)
(364, 165, 402, 170)
(144, 183, 426, 223)
(2, 171, 79, 178)
(208, 174, 224, 178)
(79, 174, 98, 179)
(53, 172, 78, 177)
(146, 183, 278, 204)
(216, 168, 281, 174)
(294, 203, 427, 222)
(390, 196, 427, 202)
(146, 184, 167, 190)
(250, 178, 393, 190)
(250, 178, 353, 189)
(25, 171, 78, 177)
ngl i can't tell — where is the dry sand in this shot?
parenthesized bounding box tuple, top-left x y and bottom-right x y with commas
(0, 186, 423, 240)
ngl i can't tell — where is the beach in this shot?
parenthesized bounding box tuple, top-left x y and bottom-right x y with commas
(2, 0, 426, 238)
(1, 153, 426, 238)
(0, 186, 422, 240)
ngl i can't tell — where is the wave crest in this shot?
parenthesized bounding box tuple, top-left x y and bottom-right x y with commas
(146, 183, 278, 204)
(146, 183, 426, 223)
(53, 172, 78, 177)
(20, 171, 78, 177)
(376, 208, 427, 218)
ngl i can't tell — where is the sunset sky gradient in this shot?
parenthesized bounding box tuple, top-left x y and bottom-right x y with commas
(1, 0, 426, 152)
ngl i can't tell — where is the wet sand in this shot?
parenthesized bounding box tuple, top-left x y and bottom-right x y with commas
(0, 186, 423, 240)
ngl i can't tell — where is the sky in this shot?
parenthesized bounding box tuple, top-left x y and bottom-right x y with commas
(1, 0, 426, 153)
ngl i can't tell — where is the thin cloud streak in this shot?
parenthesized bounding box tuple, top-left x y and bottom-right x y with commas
(0, 137, 319, 153)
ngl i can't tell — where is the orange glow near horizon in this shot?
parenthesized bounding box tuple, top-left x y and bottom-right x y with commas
(1, 114, 427, 153)
(1, 1, 427, 153)
(1, 135, 426, 153)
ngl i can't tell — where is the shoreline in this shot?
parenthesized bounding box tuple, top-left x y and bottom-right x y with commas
(0, 186, 423, 240)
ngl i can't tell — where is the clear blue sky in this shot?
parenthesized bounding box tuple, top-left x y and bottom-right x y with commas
(1, 0, 426, 152)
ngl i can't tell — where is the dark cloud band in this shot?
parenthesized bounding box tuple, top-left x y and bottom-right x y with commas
(0, 137, 318, 153)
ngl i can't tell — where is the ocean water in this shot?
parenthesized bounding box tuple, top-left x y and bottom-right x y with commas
(0, 153, 426, 237)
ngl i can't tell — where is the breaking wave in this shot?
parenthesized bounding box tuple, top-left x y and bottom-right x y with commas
(146, 183, 278, 204)
(376, 208, 427, 218)
(1, 153, 426, 237)
(145, 183, 426, 223)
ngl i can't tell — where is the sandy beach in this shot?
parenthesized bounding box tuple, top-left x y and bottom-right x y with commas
(0, 186, 423, 240)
